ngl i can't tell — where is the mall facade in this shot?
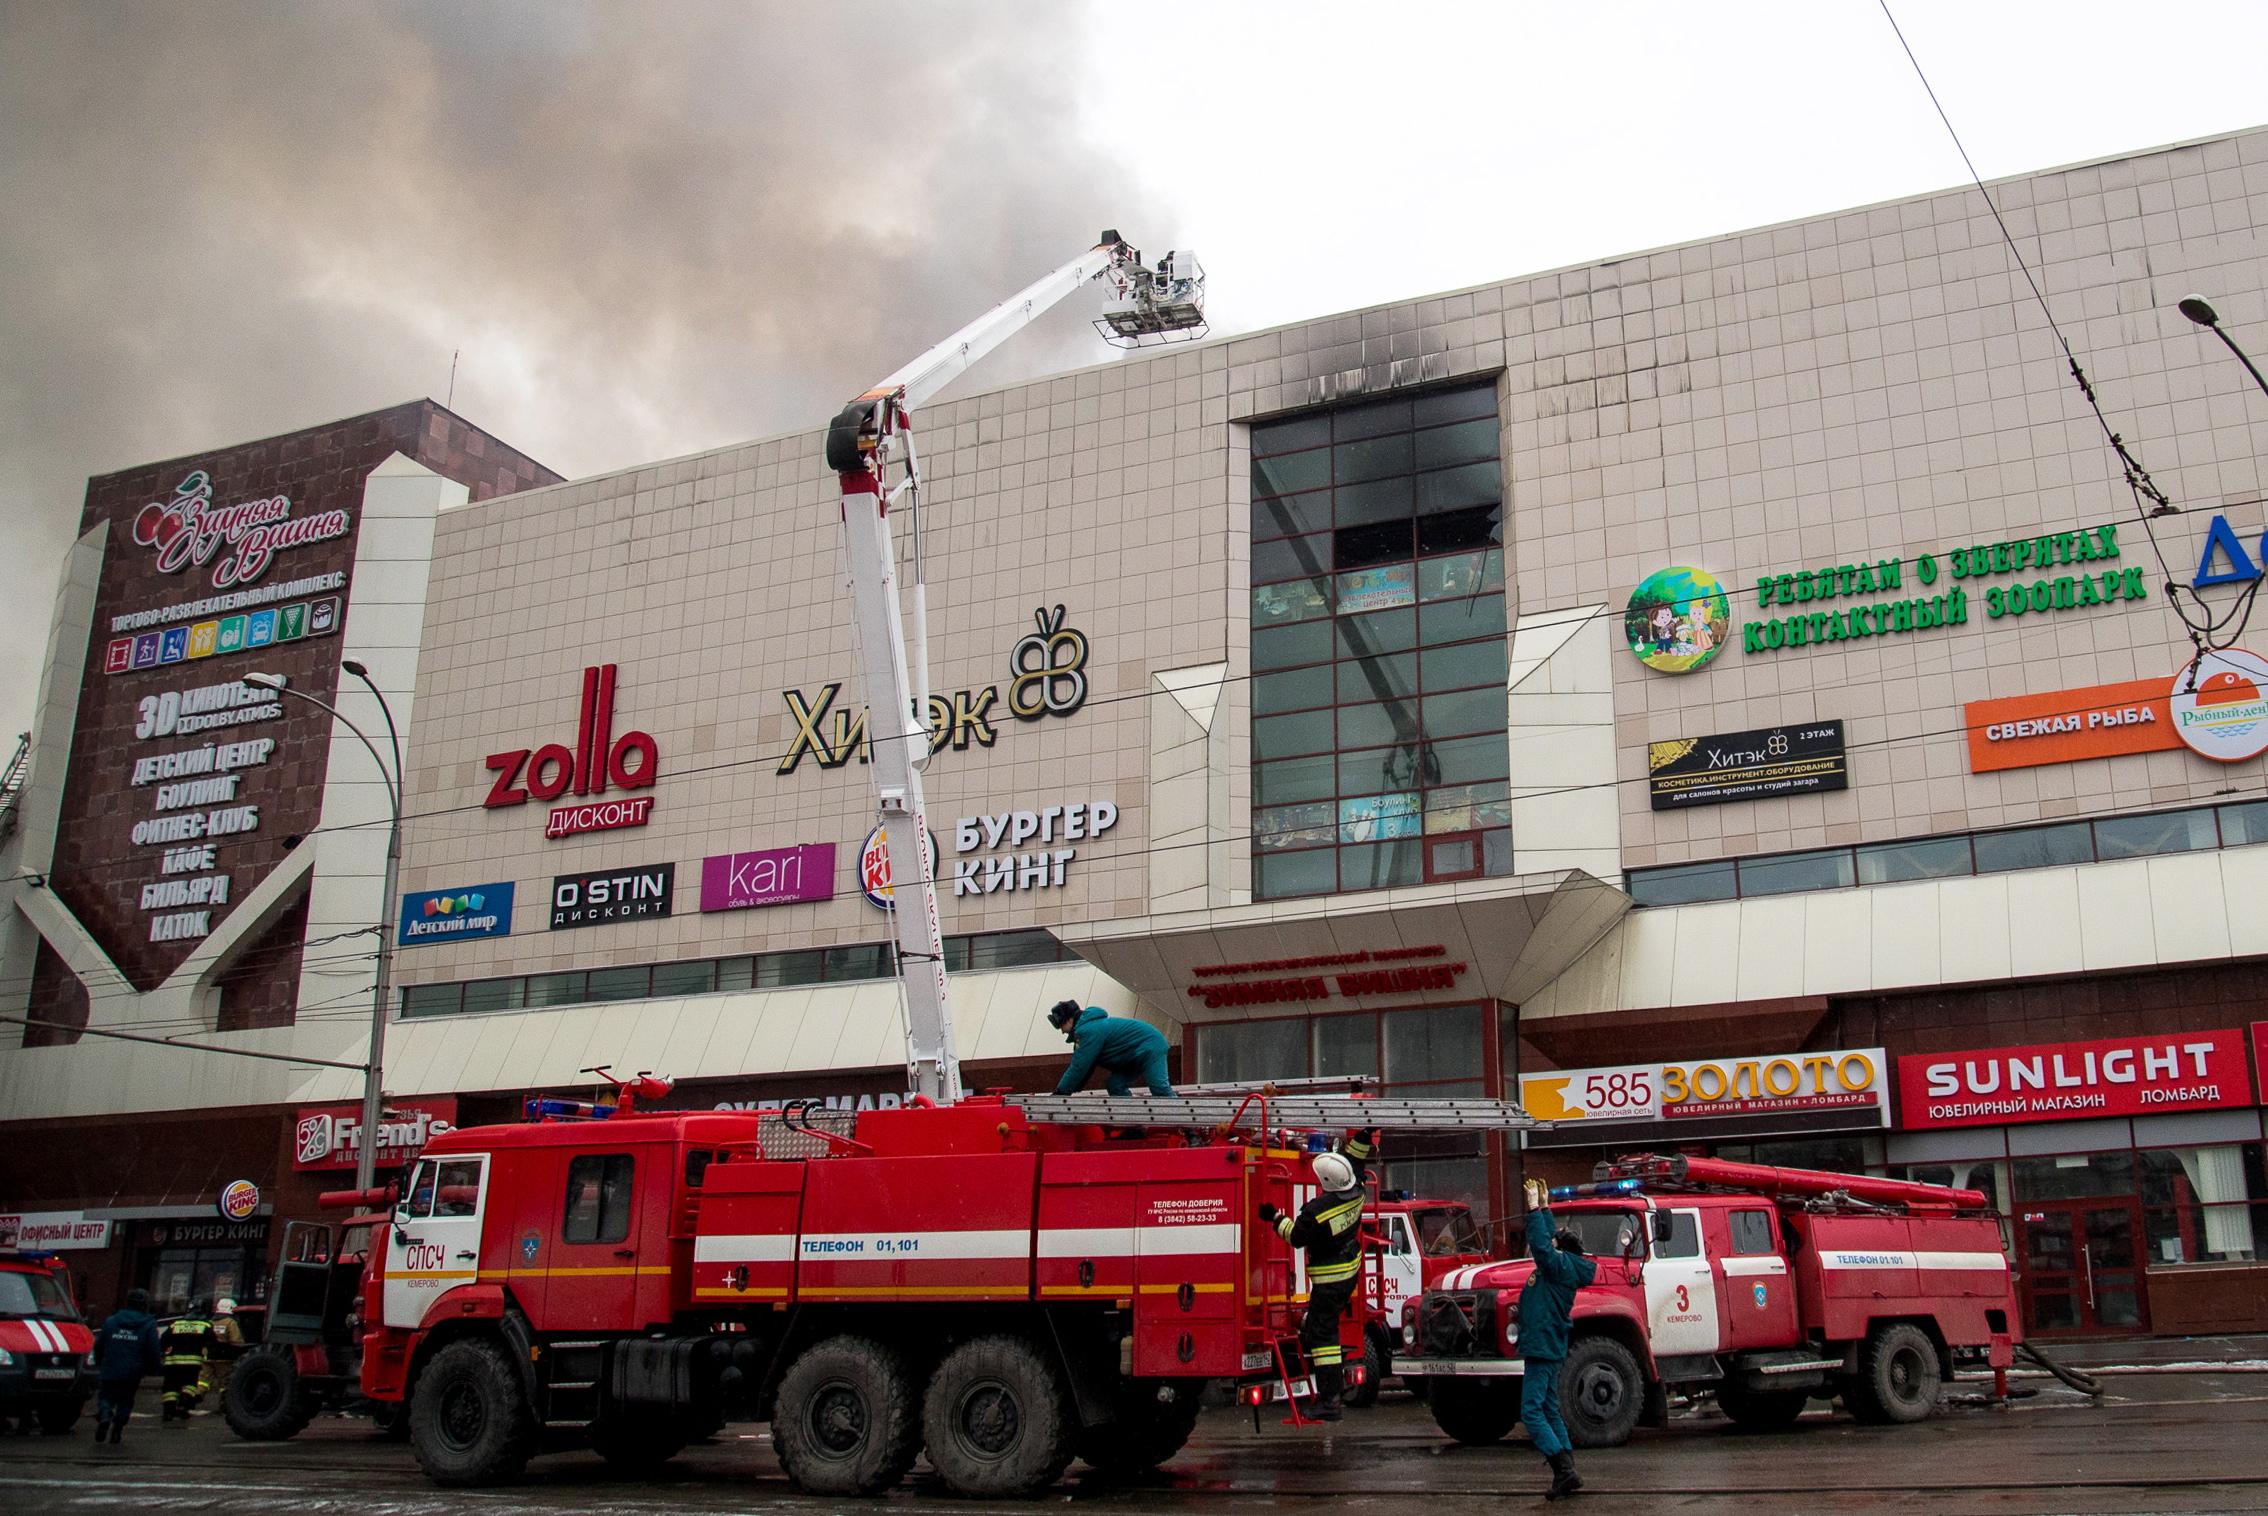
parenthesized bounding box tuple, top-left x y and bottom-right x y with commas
(4, 127, 2267, 1338)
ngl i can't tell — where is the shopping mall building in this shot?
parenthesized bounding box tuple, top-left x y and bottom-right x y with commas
(4, 126, 2266, 1339)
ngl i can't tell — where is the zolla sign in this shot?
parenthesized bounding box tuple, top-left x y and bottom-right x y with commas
(1738, 523, 2146, 656)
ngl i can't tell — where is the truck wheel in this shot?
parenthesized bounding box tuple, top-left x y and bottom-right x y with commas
(1075, 1377, 1203, 1476)
(771, 1335, 921, 1496)
(591, 1413, 688, 1471)
(921, 1334, 1077, 1498)
(224, 1346, 317, 1441)
(1716, 1379, 1809, 1432)
(1560, 1337, 1645, 1448)
(1850, 1323, 1941, 1425)
(36, 1399, 85, 1435)
(1343, 1324, 1390, 1410)
(1427, 1377, 1521, 1444)
(409, 1338, 536, 1487)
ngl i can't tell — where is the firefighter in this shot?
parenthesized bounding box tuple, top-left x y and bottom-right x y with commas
(204, 1297, 244, 1403)
(1255, 1128, 1377, 1421)
(158, 1300, 214, 1422)
(1046, 1000, 1176, 1096)
(1519, 1177, 1597, 1500)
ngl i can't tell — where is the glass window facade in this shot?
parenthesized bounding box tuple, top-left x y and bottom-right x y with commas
(399, 928, 1071, 1019)
(1627, 802, 2268, 907)
(1250, 384, 1511, 900)
(1194, 1004, 1495, 1207)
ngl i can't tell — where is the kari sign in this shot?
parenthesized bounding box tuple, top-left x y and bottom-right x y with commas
(701, 843, 835, 912)
(293, 1098, 458, 1171)
(1521, 1047, 1889, 1129)
(1963, 678, 2179, 773)
(0, 1211, 111, 1250)
(1896, 1030, 2253, 1130)
(398, 883, 515, 946)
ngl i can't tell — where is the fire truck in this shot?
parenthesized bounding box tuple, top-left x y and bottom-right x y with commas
(1348, 1192, 1489, 1407)
(0, 1251, 94, 1432)
(342, 235, 1540, 1494)
(1402, 1154, 2022, 1447)
(360, 1083, 1538, 1494)
(223, 1187, 403, 1441)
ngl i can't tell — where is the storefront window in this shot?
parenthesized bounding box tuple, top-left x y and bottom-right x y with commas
(1251, 384, 1509, 899)
(2140, 1144, 2265, 1263)
(1972, 821, 2094, 874)
(1737, 849, 1856, 897)
(1626, 860, 1736, 905)
(1855, 836, 1972, 885)
(2221, 799, 2268, 846)
(1384, 1004, 1484, 1094)
(1194, 1018, 1307, 1084)
(1313, 1013, 1380, 1079)
(2013, 1150, 2137, 1201)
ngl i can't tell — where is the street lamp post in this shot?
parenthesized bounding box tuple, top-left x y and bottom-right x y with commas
(245, 663, 402, 1192)
(2177, 294, 2268, 402)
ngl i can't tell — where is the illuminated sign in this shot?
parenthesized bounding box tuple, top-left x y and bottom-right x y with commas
(550, 863, 674, 929)
(2191, 514, 2265, 588)
(292, 1098, 458, 1171)
(701, 843, 836, 912)
(780, 605, 1089, 774)
(1963, 678, 2180, 772)
(1522, 1048, 1890, 1131)
(2170, 648, 2268, 764)
(398, 882, 516, 946)
(1896, 1030, 2251, 1129)
(1183, 944, 1468, 1010)
(217, 1180, 262, 1222)
(131, 470, 353, 590)
(949, 800, 1117, 897)
(1648, 722, 1846, 808)
(485, 664, 660, 832)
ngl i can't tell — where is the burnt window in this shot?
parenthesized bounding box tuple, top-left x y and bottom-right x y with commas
(563, 1154, 635, 1244)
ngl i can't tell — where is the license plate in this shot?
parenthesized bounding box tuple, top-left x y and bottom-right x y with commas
(33, 1368, 74, 1381)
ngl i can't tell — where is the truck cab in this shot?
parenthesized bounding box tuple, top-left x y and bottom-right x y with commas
(1405, 1154, 2021, 1449)
(0, 1251, 95, 1433)
(1354, 1195, 1487, 1404)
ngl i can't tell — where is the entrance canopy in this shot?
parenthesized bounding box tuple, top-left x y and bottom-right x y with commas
(1062, 870, 1629, 1025)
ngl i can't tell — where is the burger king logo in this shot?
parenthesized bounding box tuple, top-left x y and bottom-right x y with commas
(217, 1180, 261, 1223)
(859, 823, 939, 910)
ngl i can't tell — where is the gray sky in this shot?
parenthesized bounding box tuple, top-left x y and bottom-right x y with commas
(5, 1, 2267, 744)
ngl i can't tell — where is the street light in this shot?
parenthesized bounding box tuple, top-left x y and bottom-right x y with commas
(243, 665, 402, 1191)
(2177, 293, 2268, 402)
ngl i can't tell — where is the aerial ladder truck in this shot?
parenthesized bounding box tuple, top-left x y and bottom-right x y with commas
(328, 233, 1555, 1497)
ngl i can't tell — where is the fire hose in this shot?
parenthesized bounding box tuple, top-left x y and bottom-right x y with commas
(2016, 1342, 2103, 1396)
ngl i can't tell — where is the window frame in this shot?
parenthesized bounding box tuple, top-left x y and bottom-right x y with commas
(562, 1153, 636, 1246)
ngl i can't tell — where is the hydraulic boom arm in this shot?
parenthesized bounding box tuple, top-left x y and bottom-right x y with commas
(822, 232, 1203, 1104)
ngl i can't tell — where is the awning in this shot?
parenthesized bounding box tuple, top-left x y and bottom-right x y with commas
(1061, 869, 1630, 1022)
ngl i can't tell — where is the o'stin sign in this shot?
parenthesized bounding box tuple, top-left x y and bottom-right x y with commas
(2171, 648, 2268, 764)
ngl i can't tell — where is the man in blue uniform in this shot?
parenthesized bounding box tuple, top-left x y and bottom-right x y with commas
(1047, 1001, 1175, 1096)
(1519, 1176, 1596, 1500)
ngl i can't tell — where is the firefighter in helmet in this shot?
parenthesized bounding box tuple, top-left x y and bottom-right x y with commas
(158, 1299, 215, 1422)
(1519, 1177, 1598, 1500)
(1256, 1128, 1378, 1421)
(1046, 1000, 1176, 1096)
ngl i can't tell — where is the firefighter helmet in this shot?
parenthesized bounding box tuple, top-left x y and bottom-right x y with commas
(1312, 1151, 1356, 1193)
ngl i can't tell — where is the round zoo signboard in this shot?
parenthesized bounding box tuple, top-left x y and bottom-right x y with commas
(2171, 648, 2268, 763)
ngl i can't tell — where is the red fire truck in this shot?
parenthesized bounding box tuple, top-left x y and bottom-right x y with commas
(1350, 1193, 1489, 1407)
(1402, 1154, 2022, 1447)
(0, 1251, 95, 1433)
(356, 1084, 1536, 1494)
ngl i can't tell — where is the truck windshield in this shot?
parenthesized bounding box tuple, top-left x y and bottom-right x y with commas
(1413, 1206, 1485, 1256)
(0, 1270, 78, 1320)
(1556, 1210, 1645, 1259)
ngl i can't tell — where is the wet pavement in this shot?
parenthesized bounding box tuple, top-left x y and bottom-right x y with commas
(4, 1344, 2265, 1515)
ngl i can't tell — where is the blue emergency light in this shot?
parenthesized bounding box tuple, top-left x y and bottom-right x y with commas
(1548, 1177, 1646, 1202)
(522, 1096, 617, 1123)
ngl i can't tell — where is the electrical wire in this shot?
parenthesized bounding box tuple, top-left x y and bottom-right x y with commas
(1876, 0, 2257, 661)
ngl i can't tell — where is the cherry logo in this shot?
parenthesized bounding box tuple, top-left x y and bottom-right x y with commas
(132, 502, 186, 552)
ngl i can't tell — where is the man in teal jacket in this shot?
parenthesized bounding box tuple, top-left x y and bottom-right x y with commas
(1047, 1001, 1175, 1096)
(1519, 1177, 1597, 1500)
